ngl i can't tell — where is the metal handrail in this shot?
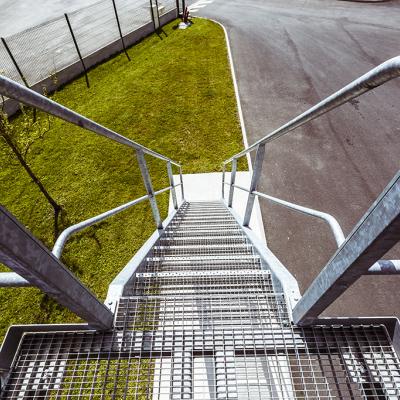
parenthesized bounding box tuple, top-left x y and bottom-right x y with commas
(223, 56, 400, 163)
(224, 182, 345, 246)
(0, 76, 180, 165)
(52, 184, 180, 258)
(222, 56, 400, 228)
(253, 191, 345, 247)
(0, 75, 185, 294)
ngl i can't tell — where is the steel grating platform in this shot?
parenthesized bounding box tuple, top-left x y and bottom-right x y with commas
(1, 202, 400, 399)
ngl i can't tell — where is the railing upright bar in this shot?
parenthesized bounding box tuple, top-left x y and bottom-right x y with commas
(227, 159, 237, 208)
(167, 161, 178, 210)
(136, 149, 163, 229)
(222, 164, 226, 199)
(179, 166, 185, 201)
(243, 144, 265, 226)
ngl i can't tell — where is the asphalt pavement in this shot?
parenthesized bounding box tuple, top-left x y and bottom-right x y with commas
(196, 0, 400, 318)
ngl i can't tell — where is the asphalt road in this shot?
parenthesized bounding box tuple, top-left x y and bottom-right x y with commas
(197, 0, 400, 318)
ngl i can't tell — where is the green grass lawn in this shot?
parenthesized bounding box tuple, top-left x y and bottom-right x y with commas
(0, 18, 245, 340)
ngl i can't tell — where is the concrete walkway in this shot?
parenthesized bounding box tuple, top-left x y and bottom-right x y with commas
(196, 0, 400, 318)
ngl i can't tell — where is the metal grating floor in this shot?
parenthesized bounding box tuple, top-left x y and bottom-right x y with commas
(1, 201, 400, 399)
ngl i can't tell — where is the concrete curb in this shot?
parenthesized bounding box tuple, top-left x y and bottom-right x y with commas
(195, 16, 252, 171)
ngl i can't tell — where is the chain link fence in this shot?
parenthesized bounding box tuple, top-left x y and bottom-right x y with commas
(0, 0, 181, 109)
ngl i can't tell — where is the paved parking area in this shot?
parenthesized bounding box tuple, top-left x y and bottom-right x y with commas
(197, 0, 400, 318)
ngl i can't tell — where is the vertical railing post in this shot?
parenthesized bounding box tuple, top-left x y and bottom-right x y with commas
(243, 144, 265, 226)
(222, 164, 226, 200)
(111, 0, 131, 61)
(167, 161, 178, 210)
(176, 0, 180, 16)
(136, 149, 163, 229)
(64, 13, 90, 88)
(227, 158, 237, 208)
(179, 166, 185, 201)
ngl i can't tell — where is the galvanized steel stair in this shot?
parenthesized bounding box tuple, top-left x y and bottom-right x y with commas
(1, 201, 400, 399)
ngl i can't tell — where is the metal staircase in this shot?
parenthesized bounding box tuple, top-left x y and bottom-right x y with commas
(1, 201, 400, 399)
(1, 57, 400, 398)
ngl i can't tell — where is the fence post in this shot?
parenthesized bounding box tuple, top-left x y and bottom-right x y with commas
(136, 149, 163, 229)
(243, 144, 265, 226)
(111, 0, 130, 61)
(1, 37, 29, 87)
(1, 37, 36, 120)
(154, 0, 161, 29)
(149, 0, 158, 31)
(64, 13, 90, 88)
(176, 0, 180, 16)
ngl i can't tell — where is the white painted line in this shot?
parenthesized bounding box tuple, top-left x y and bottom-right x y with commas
(196, 17, 252, 171)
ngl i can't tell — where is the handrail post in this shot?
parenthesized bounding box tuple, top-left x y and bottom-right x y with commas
(179, 166, 185, 201)
(167, 161, 178, 210)
(222, 164, 226, 199)
(136, 149, 163, 229)
(243, 144, 265, 226)
(228, 159, 237, 207)
(0, 206, 113, 330)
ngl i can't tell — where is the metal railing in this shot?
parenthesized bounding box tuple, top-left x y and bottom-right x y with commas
(222, 56, 400, 324)
(0, 75, 185, 327)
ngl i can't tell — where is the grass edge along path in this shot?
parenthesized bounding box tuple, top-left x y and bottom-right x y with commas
(0, 18, 246, 340)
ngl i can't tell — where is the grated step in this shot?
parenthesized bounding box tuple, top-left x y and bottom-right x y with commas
(167, 222, 239, 230)
(162, 228, 244, 238)
(152, 244, 255, 256)
(158, 236, 248, 246)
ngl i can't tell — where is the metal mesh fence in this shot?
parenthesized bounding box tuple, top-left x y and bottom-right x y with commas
(160, 0, 177, 16)
(0, 0, 178, 106)
(115, 0, 153, 36)
(68, 0, 121, 59)
(4, 17, 76, 88)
